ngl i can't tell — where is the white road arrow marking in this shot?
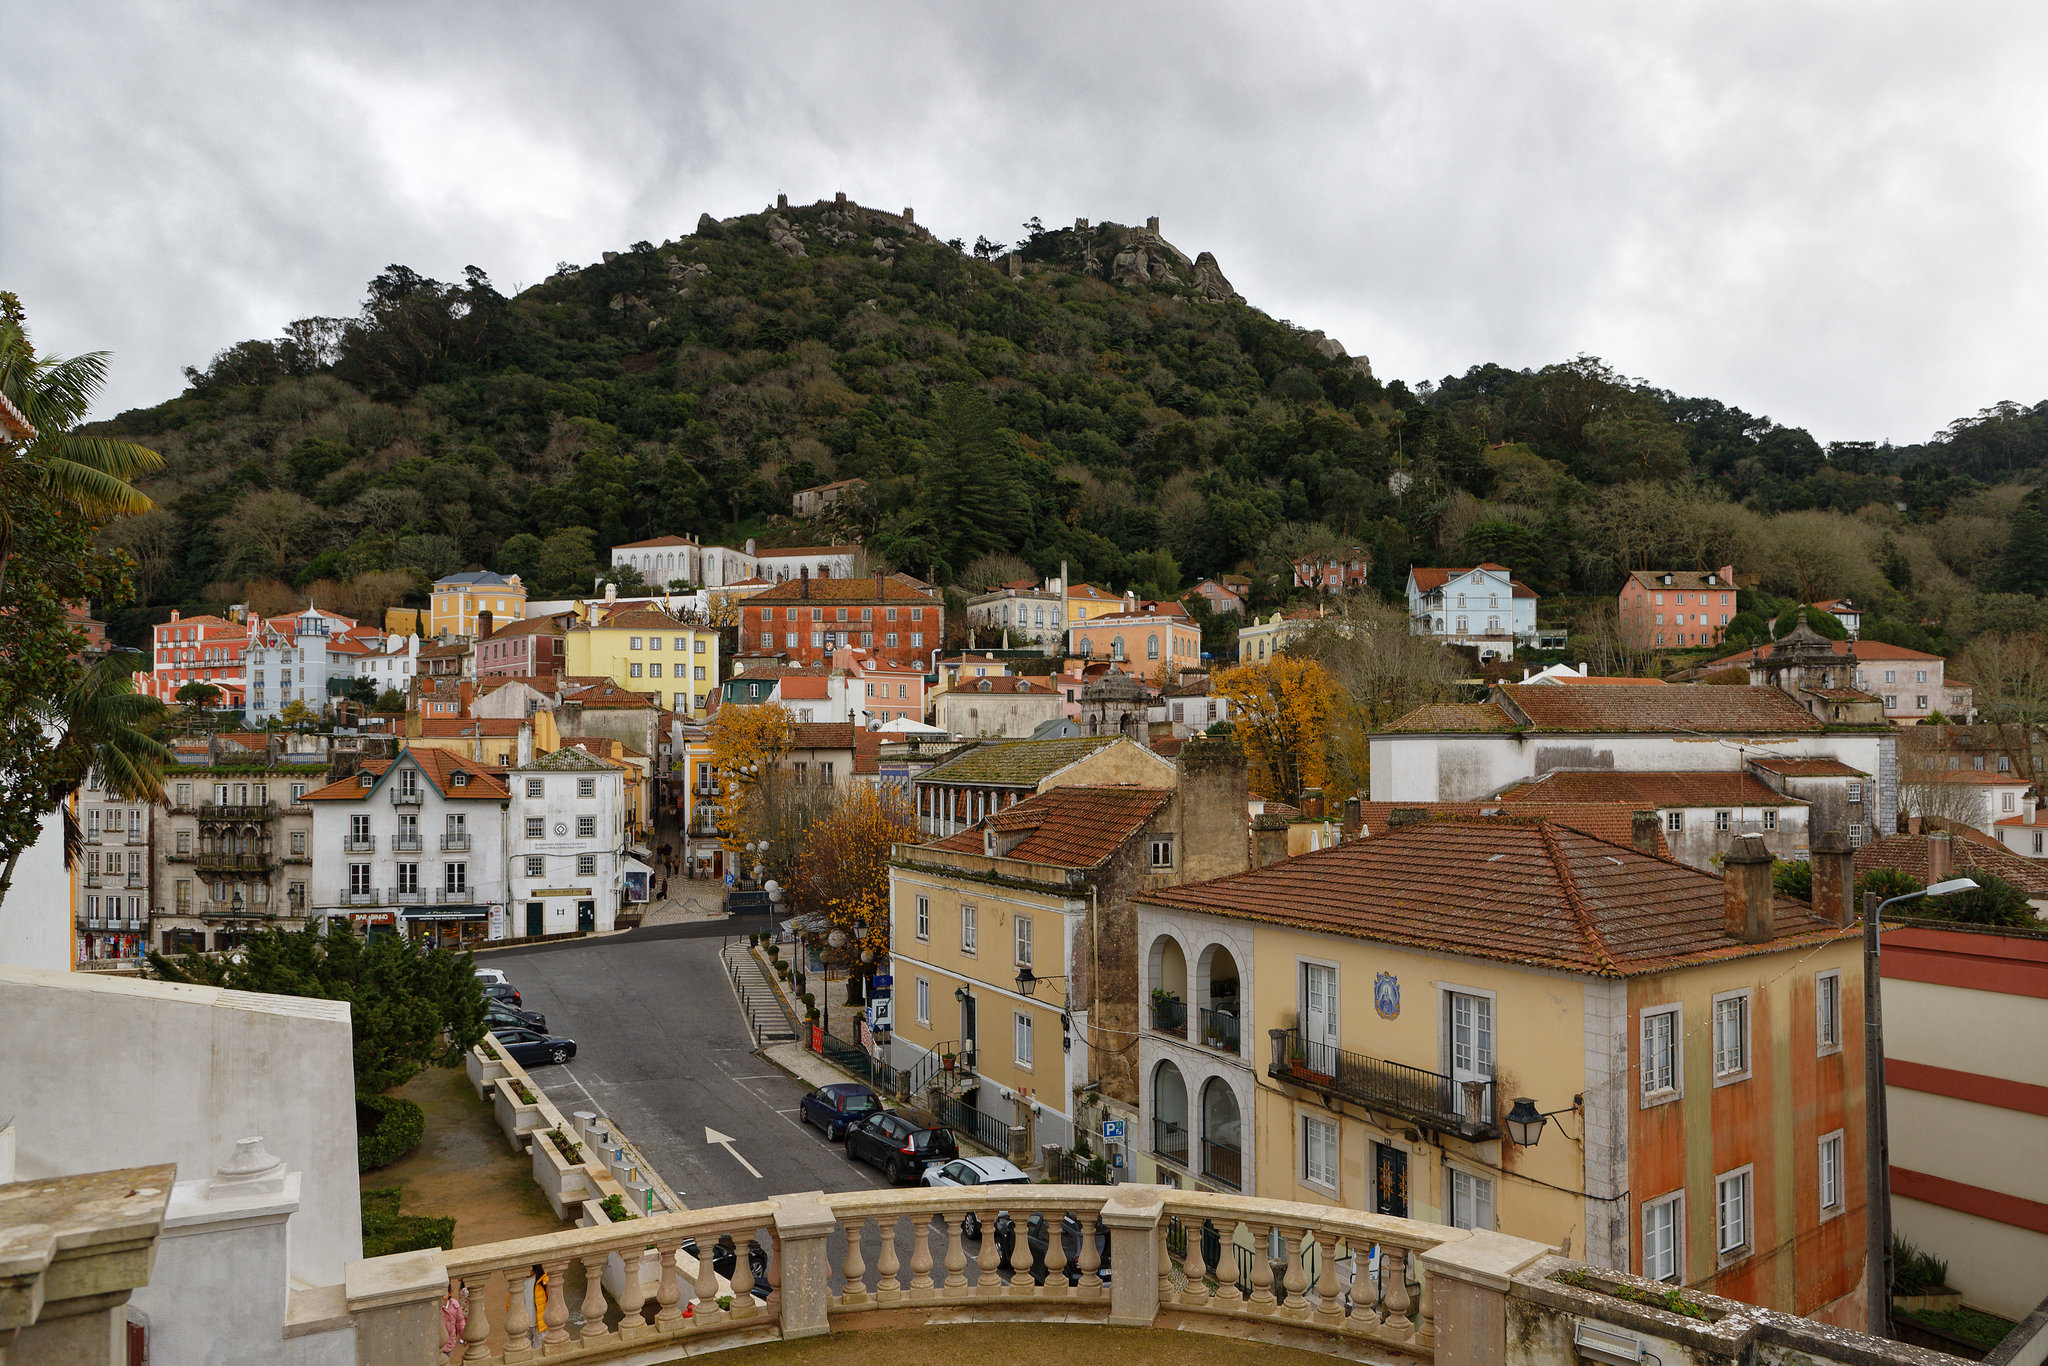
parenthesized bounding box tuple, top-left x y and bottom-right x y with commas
(705, 1126, 762, 1178)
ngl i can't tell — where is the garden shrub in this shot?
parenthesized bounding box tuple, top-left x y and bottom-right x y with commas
(356, 1093, 426, 1172)
(361, 1187, 454, 1257)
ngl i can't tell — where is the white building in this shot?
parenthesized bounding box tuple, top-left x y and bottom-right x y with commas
(1234, 609, 1321, 664)
(346, 630, 419, 696)
(303, 749, 510, 946)
(965, 581, 1067, 649)
(241, 605, 364, 722)
(610, 535, 861, 589)
(1405, 564, 1537, 661)
(505, 747, 627, 938)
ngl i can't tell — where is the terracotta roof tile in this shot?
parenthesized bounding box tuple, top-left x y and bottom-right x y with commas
(302, 750, 508, 801)
(750, 578, 940, 604)
(1750, 757, 1867, 777)
(1854, 832, 2048, 895)
(1347, 802, 1672, 855)
(1383, 702, 1519, 733)
(923, 785, 1171, 868)
(1498, 771, 1804, 808)
(1496, 683, 1826, 734)
(1707, 638, 1944, 669)
(611, 534, 699, 549)
(1141, 819, 1846, 976)
(1625, 569, 1737, 592)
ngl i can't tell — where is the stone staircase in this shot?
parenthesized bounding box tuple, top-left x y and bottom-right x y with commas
(721, 938, 796, 1046)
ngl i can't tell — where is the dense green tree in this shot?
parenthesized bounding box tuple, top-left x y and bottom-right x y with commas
(150, 922, 485, 1091)
(921, 385, 1025, 576)
(535, 526, 598, 594)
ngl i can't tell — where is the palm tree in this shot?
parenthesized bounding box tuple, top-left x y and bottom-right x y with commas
(0, 303, 165, 600)
(0, 653, 171, 907)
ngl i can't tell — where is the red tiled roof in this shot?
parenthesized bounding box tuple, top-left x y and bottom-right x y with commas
(1900, 769, 2029, 786)
(485, 615, 567, 639)
(1750, 757, 1867, 777)
(1854, 833, 2048, 896)
(925, 785, 1171, 869)
(1480, 683, 1827, 735)
(1383, 702, 1520, 733)
(1141, 819, 1846, 977)
(942, 676, 1051, 695)
(1707, 638, 1943, 670)
(302, 751, 509, 801)
(1345, 802, 1673, 855)
(612, 534, 698, 549)
(1624, 569, 1736, 593)
(415, 717, 526, 737)
(564, 679, 659, 708)
(1499, 771, 1803, 808)
(786, 723, 881, 774)
(1409, 566, 1538, 598)
(588, 606, 695, 631)
(749, 578, 940, 604)
(779, 677, 830, 700)
(755, 544, 862, 558)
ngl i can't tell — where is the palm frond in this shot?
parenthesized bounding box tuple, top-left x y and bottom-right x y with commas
(47, 434, 164, 480)
(14, 351, 111, 429)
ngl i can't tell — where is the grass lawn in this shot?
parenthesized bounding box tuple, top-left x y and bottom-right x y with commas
(1895, 1304, 2017, 1353)
(363, 1064, 572, 1248)
(737, 1323, 1348, 1366)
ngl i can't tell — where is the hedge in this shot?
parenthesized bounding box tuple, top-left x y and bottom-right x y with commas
(357, 1093, 427, 1172)
(361, 1187, 454, 1257)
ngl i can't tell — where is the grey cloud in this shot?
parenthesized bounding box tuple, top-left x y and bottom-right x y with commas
(4, 2, 2043, 443)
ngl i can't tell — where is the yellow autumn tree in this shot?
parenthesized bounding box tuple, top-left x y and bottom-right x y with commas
(790, 783, 917, 972)
(707, 701, 796, 854)
(1213, 656, 1339, 803)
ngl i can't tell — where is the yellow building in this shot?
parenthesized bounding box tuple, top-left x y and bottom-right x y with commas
(428, 571, 527, 641)
(563, 605, 720, 719)
(1133, 819, 1869, 1318)
(1064, 581, 1121, 625)
(1068, 606, 1202, 674)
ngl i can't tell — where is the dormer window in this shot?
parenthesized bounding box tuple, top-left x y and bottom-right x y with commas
(358, 772, 374, 788)
(978, 679, 992, 692)
(452, 771, 468, 787)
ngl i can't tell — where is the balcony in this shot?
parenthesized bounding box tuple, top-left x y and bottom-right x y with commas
(1268, 1027, 1499, 1139)
(1200, 1137, 1242, 1190)
(389, 788, 424, 806)
(125, 831, 148, 846)
(196, 851, 272, 873)
(342, 890, 381, 906)
(393, 835, 423, 852)
(125, 873, 145, 888)
(435, 887, 472, 904)
(391, 887, 425, 905)
(343, 836, 377, 853)
(440, 833, 470, 852)
(1152, 1115, 1188, 1166)
(82, 872, 102, 888)
(199, 801, 274, 821)
(1197, 1004, 1240, 1054)
(1149, 996, 1187, 1038)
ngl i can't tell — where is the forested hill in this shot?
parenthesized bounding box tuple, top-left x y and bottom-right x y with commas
(93, 194, 2048, 651)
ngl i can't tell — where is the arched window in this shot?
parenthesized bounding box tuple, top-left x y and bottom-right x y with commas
(1112, 636, 1125, 661)
(1200, 1079, 1242, 1189)
(1147, 634, 1160, 660)
(1152, 1061, 1189, 1165)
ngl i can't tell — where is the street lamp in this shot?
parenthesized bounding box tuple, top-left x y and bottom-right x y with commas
(1864, 873, 1976, 1339)
(1503, 1095, 1580, 1147)
(1015, 966, 1069, 999)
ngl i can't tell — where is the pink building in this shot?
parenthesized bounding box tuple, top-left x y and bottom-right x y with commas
(1292, 547, 1371, 593)
(475, 612, 568, 678)
(1618, 565, 1737, 649)
(1187, 577, 1247, 614)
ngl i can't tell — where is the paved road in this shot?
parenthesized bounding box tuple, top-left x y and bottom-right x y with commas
(483, 922, 891, 1210)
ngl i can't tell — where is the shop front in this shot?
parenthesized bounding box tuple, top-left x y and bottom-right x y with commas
(401, 904, 492, 948)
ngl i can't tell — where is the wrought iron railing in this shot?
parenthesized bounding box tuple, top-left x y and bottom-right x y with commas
(1197, 1005, 1241, 1053)
(1201, 1138, 1243, 1190)
(1269, 1027, 1498, 1137)
(1153, 1116, 1189, 1165)
(1150, 997, 1188, 1036)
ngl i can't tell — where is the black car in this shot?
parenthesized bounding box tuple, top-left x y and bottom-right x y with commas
(844, 1111, 957, 1183)
(959, 1204, 1114, 1287)
(800, 1083, 882, 1140)
(682, 1234, 770, 1300)
(485, 1001, 546, 1033)
(482, 981, 524, 1009)
(491, 1025, 576, 1066)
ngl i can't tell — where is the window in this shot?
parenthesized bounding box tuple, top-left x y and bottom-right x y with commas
(1715, 810, 1730, 831)
(1447, 1168, 1494, 1231)
(1643, 1192, 1684, 1283)
(1716, 1167, 1753, 1258)
(1149, 837, 1174, 869)
(578, 778, 596, 799)
(525, 856, 545, 877)
(350, 813, 370, 844)
(578, 854, 596, 877)
(1916, 670, 1928, 683)
(630, 663, 643, 677)
(1816, 970, 1842, 1054)
(1713, 992, 1750, 1081)
(445, 862, 468, 894)
(1302, 1114, 1338, 1190)
(290, 831, 306, 855)
(1884, 694, 1898, 710)
(1762, 810, 1777, 831)
(526, 817, 544, 839)
(1916, 695, 1929, 710)
(1849, 823, 1863, 847)
(629, 637, 642, 650)
(1847, 780, 1863, 804)
(1666, 810, 1683, 833)
(2004, 792, 2018, 812)
(527, 779, 543, 798)
(648, 636, 661, 650)
(1014, 915, 1033, 966)
(348, 863, 372, 895)
(396, 863, 420, 894)
(1819, 1132, 1845, 1218)
(577, 816, 597, 838)
(916, 977, 930, 1025)
(1641, 1005, 1681, 1101)
(915, 895, 930, 940)
(961, 904, 977, 953)
(176, 831, 192, 855)
(1014, 1012, 1034, 1067)
(649, 663, 662, 677)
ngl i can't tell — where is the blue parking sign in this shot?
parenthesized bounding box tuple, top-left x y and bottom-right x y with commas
(1102, 1118, 1126, 1141)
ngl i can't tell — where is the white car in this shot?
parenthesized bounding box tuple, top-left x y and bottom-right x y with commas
(474, 967, 509, 987)
(922, 1156, 1031, 1187)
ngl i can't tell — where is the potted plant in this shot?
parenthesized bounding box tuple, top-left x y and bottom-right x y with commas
(1150, 987, 1186, 1032)
(941, 1050, 957, 1071)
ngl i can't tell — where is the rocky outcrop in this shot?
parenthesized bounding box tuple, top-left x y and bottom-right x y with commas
(1190, 251, 1238, 303)
(1301, 330, 1372, 377)
(765, 214, 807, 258)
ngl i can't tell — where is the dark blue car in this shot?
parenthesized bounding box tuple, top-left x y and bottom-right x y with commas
(491, 1026, 577, 1067)
(800, 1082, 882, 1140)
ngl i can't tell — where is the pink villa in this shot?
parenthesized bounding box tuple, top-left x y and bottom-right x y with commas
(1618, 565, 1738, 649)
(475, 612, 568, 678)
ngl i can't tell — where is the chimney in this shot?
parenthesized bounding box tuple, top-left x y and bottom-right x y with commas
(1906, 814, 1922, 835)
(1299, 788, 1324, 819)
(1809, 829, 1855, 926)
(517, 723, 535, 768)
(800, 568, 809, 601)
(1342, 796, 1362, 838)
(2027, 802, 2038, 827)
(1722, 836, 1776, 943)
(477, 609, 493, 641)
(876, 570, 886, 605)
(1925, 831, 1952, 886)
(1631, 810, 1660, 856)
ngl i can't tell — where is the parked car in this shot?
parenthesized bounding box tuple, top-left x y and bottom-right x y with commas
(844, 1112, 958, 1184)
(922, 1158, 1110, 1285)
(485, 1001, 546, 1033)
(922, 1156, 1030, 1188)
(491, 1026, 576, 1066)
(682, 1234, 769, 1300)
(474, 967, 509, 987)
(482, 981, 524, 1008)
(800, 1083, 882, 1140)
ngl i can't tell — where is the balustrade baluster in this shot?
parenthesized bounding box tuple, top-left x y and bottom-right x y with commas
(1379, 1247, 1413, 1338)
(731, 1236, 758, 1319)
(461, 1276, 491, 1362)
(1076, 1213, 1102, 1299)
(692, 1239, 720, 1320)
(976, 1210, 1002, 1291)
(1350, 1242, 1382, 1331)
(1312, 1231, 1343, 1330)
(876, 1215, 903, 1303)
(1179, 1217, 1208, 1306)
(842, 1217, 871, 1307)
(616, 1251, 650, 1338)
(909, 1214, 936, 1296)
(541, 1258, 572, 1349)
(1213, 1221, 1244, 1308)
(942, 1213, 969, 1292)
(654, 1239, 686, 1330)
(1280, 1227, 1309, 1321)
(1158, 1218, 1176, 1305)
(1005, 1214, 1036, 1298)
(577, 1254, 609, 1344)
(1040, 1211, 1068, 1297)
(504, 1269, 536, 1361)
(1414, 1257, 1435, 1350)
(1245, 1223, 1276, 1313)
(764, 1231, 782, 1319)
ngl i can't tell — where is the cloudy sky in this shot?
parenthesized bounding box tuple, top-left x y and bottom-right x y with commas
(7, 3, 2044, 443)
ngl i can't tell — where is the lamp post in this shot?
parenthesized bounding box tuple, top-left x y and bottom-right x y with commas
(1864, 875, 1976, 1339)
